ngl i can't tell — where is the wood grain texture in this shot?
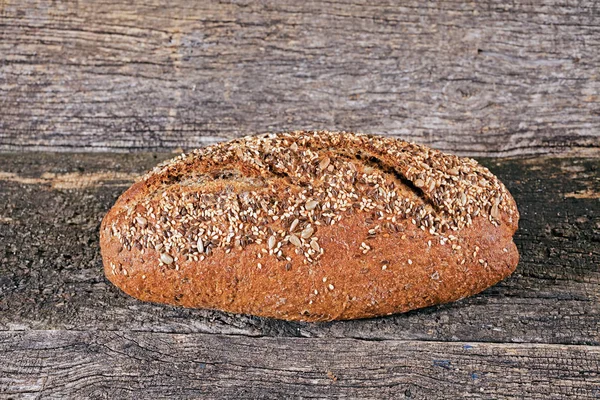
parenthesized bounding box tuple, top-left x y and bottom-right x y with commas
(1, 0, 600, 156)
(0, 154, 598, 345)
(1, 331, 599, 399)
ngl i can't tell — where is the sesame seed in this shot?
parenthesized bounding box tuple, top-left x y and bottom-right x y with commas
(382, 265, 388, 270)
(407, 259, 413, 265)
(328, 284, 334, 290)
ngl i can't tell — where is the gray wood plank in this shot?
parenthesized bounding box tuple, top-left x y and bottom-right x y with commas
(1, 1, 600, 155)
(0, 153, 598, 345)
(1, 331, 599, 399)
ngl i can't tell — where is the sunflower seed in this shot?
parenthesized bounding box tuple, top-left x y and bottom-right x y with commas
(428, 180, 436, 192)
(290, 218, 299, 232)
(160, 253, 174, 265)
(301, 225, 314, 239)
(268, 235, 276, 249)
(491, 204, 500, 219)
(289, 234, 302, 247)
(305, 200, 319, 211)
(135, 216, 147, 227)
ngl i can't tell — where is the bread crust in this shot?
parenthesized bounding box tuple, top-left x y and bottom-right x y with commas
(100, 131, 519, 322)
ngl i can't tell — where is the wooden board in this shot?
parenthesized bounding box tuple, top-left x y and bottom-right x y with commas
(1, 331, 599, 399)
(1, 0, 600, 156)
(0, 154, 597, 344)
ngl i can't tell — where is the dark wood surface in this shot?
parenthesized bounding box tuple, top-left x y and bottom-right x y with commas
(1, 0, 600, 156)
(2, 331, 599, 399)
(0, 153, 598, 398)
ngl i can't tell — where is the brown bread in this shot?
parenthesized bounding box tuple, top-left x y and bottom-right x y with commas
(100, 131, 519, 321)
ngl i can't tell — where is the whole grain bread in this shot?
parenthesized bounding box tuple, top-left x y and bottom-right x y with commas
(100, 131, 519, 321)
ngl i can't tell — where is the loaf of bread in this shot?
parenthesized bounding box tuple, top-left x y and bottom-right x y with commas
(100, 131, 519, 321)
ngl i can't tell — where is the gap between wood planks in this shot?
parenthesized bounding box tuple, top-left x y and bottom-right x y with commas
(2, 329, 599, 349)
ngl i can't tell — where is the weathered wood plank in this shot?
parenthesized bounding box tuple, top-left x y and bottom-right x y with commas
(0, 154, 598, 345)
(0, 331, 598, 399)
(1, 1, 600, 155)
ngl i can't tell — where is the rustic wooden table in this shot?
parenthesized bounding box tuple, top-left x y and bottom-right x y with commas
(1, 1, 599, 399)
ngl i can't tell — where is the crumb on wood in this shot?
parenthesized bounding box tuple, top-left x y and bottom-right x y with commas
(326, 370, 338, 382)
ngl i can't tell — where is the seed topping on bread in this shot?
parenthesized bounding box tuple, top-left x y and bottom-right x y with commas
(107, 131, 516, 269)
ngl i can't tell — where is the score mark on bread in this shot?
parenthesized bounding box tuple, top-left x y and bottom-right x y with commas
(100, 131, 519, 321)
